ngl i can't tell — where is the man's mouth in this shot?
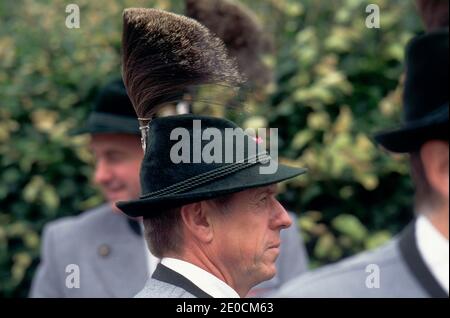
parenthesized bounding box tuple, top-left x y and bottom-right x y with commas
(268, 242, 281, 249)
(102, 185, 126, 198)
(106, 187, 124, 193)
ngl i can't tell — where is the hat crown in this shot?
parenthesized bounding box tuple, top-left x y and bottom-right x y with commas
(374, 29, 449, 153)
(139, 115, 265, 197)
(92, 78, 137, 118)
(72, 78, 140, 135)
(403, 29, 449, 122)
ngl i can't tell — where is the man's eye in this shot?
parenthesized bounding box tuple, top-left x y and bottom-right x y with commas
(108, 153, 126, 162)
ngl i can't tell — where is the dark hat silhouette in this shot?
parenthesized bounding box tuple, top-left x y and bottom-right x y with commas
(73, 78, 139, 135)
(375, 29, 449, 153)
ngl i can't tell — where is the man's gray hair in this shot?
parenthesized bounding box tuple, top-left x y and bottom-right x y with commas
(143, 194, 235, 258)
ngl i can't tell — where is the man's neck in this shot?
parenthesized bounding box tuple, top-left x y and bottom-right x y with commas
(421, 203, 449, 240)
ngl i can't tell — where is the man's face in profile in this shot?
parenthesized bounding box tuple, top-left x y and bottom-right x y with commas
(205, 184, 293, 286)
(90, 133, 143, 208)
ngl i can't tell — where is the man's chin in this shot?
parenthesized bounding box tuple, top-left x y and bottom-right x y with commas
(108, 202, 122, 213)
(266, 247, 280, 261)
(104, 191, 128, 203)
(104, 193, 130, 210)
(259, 266, 277, 284)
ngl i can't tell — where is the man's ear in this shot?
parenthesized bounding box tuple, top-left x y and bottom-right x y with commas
(421, 140, 449, 200)
(180, 202, 214, 243)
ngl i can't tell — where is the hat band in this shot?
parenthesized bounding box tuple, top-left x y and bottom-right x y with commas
(140, 152, 271, 199)
(87, 112, 139, 133)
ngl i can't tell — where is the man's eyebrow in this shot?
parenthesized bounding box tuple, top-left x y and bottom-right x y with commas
(257, 185, 278, 195)
(93, 149, 126, 157)
(105, 149, 127, 156)
(268, 185, 278, 194)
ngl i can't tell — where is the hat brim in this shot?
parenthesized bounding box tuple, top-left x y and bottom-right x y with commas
(116, 163, 307, 217)
(374, 105, 448, 153)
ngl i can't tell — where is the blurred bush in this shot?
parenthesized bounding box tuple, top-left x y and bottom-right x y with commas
(0, 0, 421, 296)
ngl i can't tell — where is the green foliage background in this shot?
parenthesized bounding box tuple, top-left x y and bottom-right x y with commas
(0, 0, 422, 297)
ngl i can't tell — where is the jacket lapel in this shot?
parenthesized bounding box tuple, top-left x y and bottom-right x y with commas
(152, 264, 213, 298)
(398, 220, 448, 298)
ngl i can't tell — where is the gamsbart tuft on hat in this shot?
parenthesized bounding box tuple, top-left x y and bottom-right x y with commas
(121, 8, 242, 121)
(375, 29, 449, 153)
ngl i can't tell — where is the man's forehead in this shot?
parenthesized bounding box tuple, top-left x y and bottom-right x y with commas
(90, 133, 139, 142)
(89, 133, 141, 150)
(241, 184, 278, 196)
(259, 184, 278, 193)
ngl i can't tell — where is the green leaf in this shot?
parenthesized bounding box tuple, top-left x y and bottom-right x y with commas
(365, 231, 392, 250)
(314, 233, 336, 259)
(332, 214, 368, 243)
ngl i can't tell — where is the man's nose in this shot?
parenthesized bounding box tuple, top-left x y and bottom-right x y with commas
(271, 200, 293, 230)
(94, 160, 113, 185)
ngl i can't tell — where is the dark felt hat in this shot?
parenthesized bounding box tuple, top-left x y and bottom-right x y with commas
(116, 114, 306, 217)
(72, 78, 140, 135)
(374, 29, 449, 153)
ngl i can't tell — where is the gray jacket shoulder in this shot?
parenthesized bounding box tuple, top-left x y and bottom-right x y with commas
(135, 278, 196, 298)
(275, 238, 428, 298)
(43, 204, 113, 240)
(29, 204, 143, 298)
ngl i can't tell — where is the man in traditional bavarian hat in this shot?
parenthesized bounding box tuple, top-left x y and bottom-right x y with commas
(275, 29, 449, 298)
(118, 8, 307, 298)
(30, 78, 159, 297)
(185, 0, 310, 296)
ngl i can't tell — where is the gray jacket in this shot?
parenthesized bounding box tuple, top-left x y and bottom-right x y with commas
(274, 220, 448, 298)
(134, 278, 197, 298)
(29, 204, 149, 297)
(30, 205, 308, 297)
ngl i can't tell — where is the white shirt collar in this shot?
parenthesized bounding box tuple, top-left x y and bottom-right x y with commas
(415, 215, 449, 294)
(161, 257, 240, 298)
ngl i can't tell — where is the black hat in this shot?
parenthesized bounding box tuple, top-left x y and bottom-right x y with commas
(73, 78, 140, 135)
(374, 29, 449, 153)
(116, 114, 306, 217)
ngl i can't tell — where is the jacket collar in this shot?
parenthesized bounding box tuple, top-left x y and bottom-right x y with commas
(152, 263, 213, 298)
(398, 220, 448, 298)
